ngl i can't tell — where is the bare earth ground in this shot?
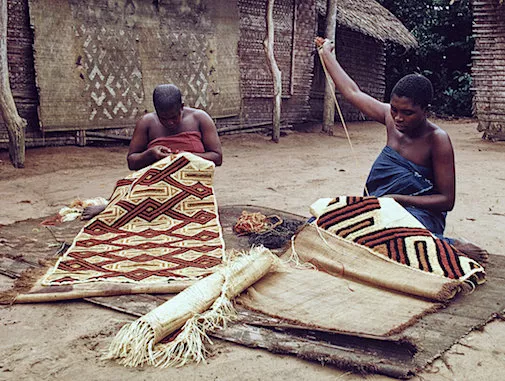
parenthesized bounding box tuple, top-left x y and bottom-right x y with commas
(0, 120, 504, 380)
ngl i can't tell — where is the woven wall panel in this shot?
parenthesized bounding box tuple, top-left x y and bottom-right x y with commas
(472, 0, 505, 139)
(230, 0, 316, 129)
(0, 0, 40, 135)
(208, 2, 242, 117)
(310, 28, 386, 122)
(238, 0, 294, 97)
(281, 0, 316, 122)
(28, 0, 241, 132)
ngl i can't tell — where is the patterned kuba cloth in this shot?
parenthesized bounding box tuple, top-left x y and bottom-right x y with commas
(43, 153, 224, 285)
(314, 196, 484, 281)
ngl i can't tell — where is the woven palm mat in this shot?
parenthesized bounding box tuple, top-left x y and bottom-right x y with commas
(1, 206, 504, 378)
(44, 153, 224, 285)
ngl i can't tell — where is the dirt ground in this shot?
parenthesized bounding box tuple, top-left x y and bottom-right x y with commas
(0, 119, 504, 380)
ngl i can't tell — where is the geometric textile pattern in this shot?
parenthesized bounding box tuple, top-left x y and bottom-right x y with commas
(316, 196, 485, 281)
(76, 24, 145, 122)
(43, 153, 224, 285)
(160, 31, 210, 110)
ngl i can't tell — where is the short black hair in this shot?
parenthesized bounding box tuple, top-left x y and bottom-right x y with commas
(153, 84, 182, 113)
(390, 74, 433, 109)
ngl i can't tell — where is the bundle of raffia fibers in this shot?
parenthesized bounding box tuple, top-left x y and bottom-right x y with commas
(105, 246, 276, 368)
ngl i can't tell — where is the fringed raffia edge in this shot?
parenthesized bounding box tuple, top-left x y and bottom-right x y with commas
(104, 288, 237, 368)
(150, 296, 236, 368)
(281, 235, 317, 271)
(104, 319, 156, 367)
(104, 251, 244, 368)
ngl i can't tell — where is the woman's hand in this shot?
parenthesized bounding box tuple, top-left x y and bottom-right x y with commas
(314, 37, 334, 54)
(149, 146, 179, 161)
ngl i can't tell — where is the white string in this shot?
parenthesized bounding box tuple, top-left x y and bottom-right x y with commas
(318, 42, 370, 196)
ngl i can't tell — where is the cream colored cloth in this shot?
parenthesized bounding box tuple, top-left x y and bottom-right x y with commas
(238, 267, 439, 337)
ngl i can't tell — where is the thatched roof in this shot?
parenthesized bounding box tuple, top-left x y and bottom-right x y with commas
(318, 0, 418, 49)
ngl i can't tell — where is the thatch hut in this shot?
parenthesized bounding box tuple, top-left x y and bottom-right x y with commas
(1, 0, 415, 148)
(471, 0, 505, 140)
(310, 0, 417, 122)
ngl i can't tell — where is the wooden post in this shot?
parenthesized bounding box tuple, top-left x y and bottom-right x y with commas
(76, 130, 87, 146)
(289, 0, 297, 96)
(322, 0, 337, 135)
(0, 0, 26, 168)
(264, 0, 282, 143)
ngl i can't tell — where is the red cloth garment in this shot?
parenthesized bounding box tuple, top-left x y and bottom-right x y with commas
(147, 131, 205, 153)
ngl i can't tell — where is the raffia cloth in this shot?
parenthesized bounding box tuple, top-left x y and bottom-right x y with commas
(236, 218, 472, 338)
(238, 268, 439, 337)
(42, 152, 224, 286)
(310, 197, 485, 287)
(284, 224, 463, 302)
(107, 246, 276, 368)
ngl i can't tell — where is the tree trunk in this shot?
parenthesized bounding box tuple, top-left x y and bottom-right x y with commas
(322, 0, 337, 135)
(0, 0, 26, 168)
(264, 0, 282, 143)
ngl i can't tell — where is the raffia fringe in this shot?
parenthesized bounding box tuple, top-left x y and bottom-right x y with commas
(105, 320, 155, 367)
(104, 246, 273, 368)
(282, 235, 317, 271)
(150, 297, 236, 368)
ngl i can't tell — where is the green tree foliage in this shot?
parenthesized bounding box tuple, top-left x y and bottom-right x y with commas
(379, 0, 473, 116)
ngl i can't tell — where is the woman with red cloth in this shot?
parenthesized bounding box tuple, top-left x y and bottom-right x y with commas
(127, 84, 222, 170)
(83, 84, 222, 220)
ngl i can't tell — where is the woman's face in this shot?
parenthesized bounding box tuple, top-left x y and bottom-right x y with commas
(157, 105, 182, 130)
(390, 94, 427, 134)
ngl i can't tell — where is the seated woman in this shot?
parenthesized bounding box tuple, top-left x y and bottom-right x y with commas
(315, 37, 488, 266)
(83, 84, 223, 220)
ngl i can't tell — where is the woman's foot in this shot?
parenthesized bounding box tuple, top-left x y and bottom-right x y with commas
(453, 238, 489, 268)
(82, 205, 106, 220)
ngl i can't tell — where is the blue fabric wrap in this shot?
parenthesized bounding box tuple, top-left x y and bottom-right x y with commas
(365, 146, 452, 242)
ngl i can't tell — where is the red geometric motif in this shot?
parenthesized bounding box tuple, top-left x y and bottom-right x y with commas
(317, 197, 381, 230)
(43, 154, 224, 285)
(316, 196, 475, 280)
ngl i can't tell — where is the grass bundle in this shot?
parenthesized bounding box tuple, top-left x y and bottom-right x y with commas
(105, 245, 275, 368)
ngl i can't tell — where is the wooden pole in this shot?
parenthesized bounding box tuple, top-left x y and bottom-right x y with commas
(289, 0, 297, 96)
(0, 0, 26, 168)
(13, 281, 194, 304)
(264, 0, 282, 143)
(322, 0, 337, 135)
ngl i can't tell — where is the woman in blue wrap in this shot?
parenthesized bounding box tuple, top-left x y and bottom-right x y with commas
(315, 37, 488, 266)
